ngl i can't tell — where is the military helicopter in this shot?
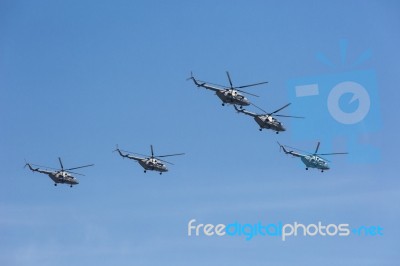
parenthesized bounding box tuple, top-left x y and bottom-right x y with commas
(25, 157, 94, 187)
(188, 71, 268, 107)
(234, 103, 304, 134)
(115, 145, 184, 174)
(277, 142, 348, 172)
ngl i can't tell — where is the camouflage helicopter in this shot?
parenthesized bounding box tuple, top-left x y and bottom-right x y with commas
(234, 103, 304, 134)
(188, 71, 268, 107)
(115, 145, 184, 174)
(25, 157, 94, 187)
(277, 142, 348, 172)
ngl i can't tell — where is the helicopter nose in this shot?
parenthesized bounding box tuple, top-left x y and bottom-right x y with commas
(242, 98, 250, 106)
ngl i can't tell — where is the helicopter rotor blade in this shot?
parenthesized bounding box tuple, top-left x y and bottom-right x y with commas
(58, 157, 64, 171)
(316, 152, 348, 156)
(156, 158, 175, 165)
(250, 102, 268, 113)
(156, 153, 185, 158)
(317, 156, 331, 162)
(65, 170, 85, 176)
(226, 71, 234, 88)
(269, 103, 291, 115)
(235, 89, 260, 97)
(150, 145, 154, 158)
(65, 164, 94, 171)
(193, 73, 267, 92)
(236, 81, 268, 89)
(274, 114, 305, 118)
(314, 142, 321, 154)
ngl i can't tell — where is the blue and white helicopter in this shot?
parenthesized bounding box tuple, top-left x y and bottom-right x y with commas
(277, 142, 348, 172)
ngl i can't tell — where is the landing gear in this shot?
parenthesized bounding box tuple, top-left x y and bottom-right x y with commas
(70, 185, 73, 188)
(276, 131, 279, 134)
(222, 103, 225, 106)
(159, 172, 162, 175)
(321, 170, 324, 173)
(305, 168, 308, 170)
(54, 183, 57, 186)
(259, 128, 262, 131)
(240, 105, 243, 109)
(144, 170, 147, 173)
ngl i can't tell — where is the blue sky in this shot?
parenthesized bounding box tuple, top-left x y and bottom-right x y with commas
(1, 0, 400, 265)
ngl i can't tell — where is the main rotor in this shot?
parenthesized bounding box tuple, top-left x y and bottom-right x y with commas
(28, 157, 94, 176)
(117, 145, 185, 165)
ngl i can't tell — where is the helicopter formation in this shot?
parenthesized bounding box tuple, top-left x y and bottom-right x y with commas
(188, 71, 305, 134)
(25, 145, 184, 187)
(188, 71, 348, 171)
(24, 71, 348, 187)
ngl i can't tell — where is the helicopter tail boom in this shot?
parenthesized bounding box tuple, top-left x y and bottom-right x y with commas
(114, 147, 126, 158)
(114, 146, 142, 161)
(24, 163, 52, 174)
(187, 72, 222, 92)
(233, 105, 257, 117)
(277, 142, 303, 158)
(187, 72, 205, 87)
(25, 163, 36, 172)
(277, 142, 289, 154)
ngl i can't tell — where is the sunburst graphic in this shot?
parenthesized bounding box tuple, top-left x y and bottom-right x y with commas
(287, 39, 381, 163)
(316, 39, 372, 69)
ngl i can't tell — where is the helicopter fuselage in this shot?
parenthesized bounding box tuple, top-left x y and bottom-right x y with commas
(48, 171, 79, 185)
(216, 90, 250, 106)
(139, 158, 168, 173)
(255, 115, 286, 132)
(301, 155, 330, 171)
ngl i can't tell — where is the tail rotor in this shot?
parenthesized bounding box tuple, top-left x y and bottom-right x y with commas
(186, 71, 194, 81)
(233, 105, 241, 114)
(277, 142, 283, 152)
(113, 144, 119, 153)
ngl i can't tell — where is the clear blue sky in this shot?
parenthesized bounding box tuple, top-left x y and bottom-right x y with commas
(1, 1, 399, 265)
